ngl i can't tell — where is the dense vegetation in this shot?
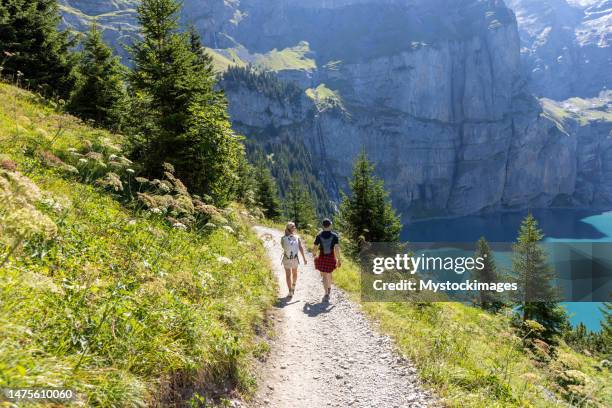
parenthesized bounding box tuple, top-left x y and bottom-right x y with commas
(283, 174, 316, 231)
(0, 83, 275, 406)
(66, 22, 127, 131)
(246, 134, 335, 218)
(222, 66, 304, 107)
(0, 0, 77, 98)
(0, 0, 278, 405)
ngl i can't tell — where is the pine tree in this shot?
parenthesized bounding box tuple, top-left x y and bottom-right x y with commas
(513, 213, 567, 344)
(337, 151, 401, 252)
(600, 302, 611, 356)
(0, 0, 77, 98)
(254, 166, 281, 220)
(129, 0, 216, 161)
(474, 237, 504, 312)
(188, 24, 215, 80)
(67, 22, 127, 130)
(128, 0, 243, 205)
(179, 102, 244, 206)
(284, 175, 316, 230)
(234, 156, 256, 207)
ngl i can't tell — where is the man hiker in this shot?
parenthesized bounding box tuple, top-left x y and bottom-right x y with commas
(313, 218, 341, 302)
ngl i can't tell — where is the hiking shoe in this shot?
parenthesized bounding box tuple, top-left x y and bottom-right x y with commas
(322, 294, 330, 303)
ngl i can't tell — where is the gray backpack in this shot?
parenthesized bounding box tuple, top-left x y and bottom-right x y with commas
(318, 233, 336, 255)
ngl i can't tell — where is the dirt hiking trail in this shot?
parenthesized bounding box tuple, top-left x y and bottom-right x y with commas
(250, 226, 435, 408)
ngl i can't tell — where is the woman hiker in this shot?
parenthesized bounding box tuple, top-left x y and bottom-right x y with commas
(313, 218, 342, 302)
(280, 222, 307, 298)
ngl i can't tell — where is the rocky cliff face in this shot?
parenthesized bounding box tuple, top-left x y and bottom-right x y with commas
(506, 0, 611, 99)
(59, 0, 139, 61)
(60, 0, 612, 219)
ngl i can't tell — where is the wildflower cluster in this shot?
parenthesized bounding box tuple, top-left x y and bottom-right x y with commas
(135, 163, 229, 230)
(0, 165, 57, 245)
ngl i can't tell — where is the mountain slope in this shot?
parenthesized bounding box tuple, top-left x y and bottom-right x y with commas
(0, 83, 275, 406)
(507, 0, 611, 99)
(59, 0, 612, 220)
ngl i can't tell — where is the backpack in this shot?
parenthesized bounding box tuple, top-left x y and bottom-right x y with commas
(318, 232, 337, 255)
(281, 235, 300, 259)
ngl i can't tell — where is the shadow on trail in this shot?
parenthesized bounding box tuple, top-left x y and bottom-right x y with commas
(275, 296, 299, 308)
(302, 301, 335, 317)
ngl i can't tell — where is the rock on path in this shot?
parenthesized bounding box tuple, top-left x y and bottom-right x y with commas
(250, 226, 435, 408)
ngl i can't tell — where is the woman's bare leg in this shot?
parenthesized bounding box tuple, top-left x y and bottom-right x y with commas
(291, 268, 298, 290)
(284, 267, 292, 293)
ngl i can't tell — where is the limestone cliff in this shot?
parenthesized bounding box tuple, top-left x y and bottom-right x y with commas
(506, 0, 611, 99)
(60, 0, 612, 219)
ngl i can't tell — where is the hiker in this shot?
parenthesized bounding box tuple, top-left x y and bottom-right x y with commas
(280, 221, 307, 298)
(313, 218, 341, 302)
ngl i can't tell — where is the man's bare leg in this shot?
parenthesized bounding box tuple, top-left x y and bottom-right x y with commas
(320, 272, 332, 300)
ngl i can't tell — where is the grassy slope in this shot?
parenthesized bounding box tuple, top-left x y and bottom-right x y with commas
(0, 84, 275, 406)
(204, 48, 246, 73)
(332, 259, 611, 407)
(305, 84, 345, 112)
(541, 96, 612, 126)
(254, 41, 316, 72)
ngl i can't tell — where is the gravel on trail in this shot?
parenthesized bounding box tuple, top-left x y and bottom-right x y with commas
(249, 226, 436, 408)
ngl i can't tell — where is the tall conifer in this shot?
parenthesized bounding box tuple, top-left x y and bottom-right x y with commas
(67, 22, 127, 130)
(0, 0, 76, 97)
(128, 0, 243, 204)
(255, 166, 282, 220)
(513, 214, 567, 344)
(337, 151, 401, 252)
(474, 237, 505, 312)
(284, 175, 316, 230)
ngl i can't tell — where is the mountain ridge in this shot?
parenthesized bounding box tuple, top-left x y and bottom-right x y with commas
(59, 0, 612, 219)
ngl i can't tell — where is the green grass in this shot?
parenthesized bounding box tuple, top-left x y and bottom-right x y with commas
(305, 84, 345, 112)
(254, 41, 316, 72)
(204, 48, 246, 73)
(541, 97, 612, 127)
(333, 258, 611, 407)
(0, 83, 276, 406)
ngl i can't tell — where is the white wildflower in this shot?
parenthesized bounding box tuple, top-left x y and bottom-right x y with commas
(62, 164, 79, 174)
(204, 222, 216, 229)
(126, 168, 135, 174)
(216, 256, 233, 265)
(78, 158, 88, 164)
(173, 222, 187, 230)
(40, 197, 63, 213)
(118, 156, 133, 165)
(95, 172, 123, 192)
(150, 208, 162, 214)
(222, 225, 235, 234)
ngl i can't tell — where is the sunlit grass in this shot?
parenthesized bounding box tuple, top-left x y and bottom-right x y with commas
(334, 258, 611, 407)
(0, 83, 276, 406)
(254, 41, 316, 72)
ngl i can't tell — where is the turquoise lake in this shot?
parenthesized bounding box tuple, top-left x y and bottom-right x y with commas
(402, 209, 612, 332)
